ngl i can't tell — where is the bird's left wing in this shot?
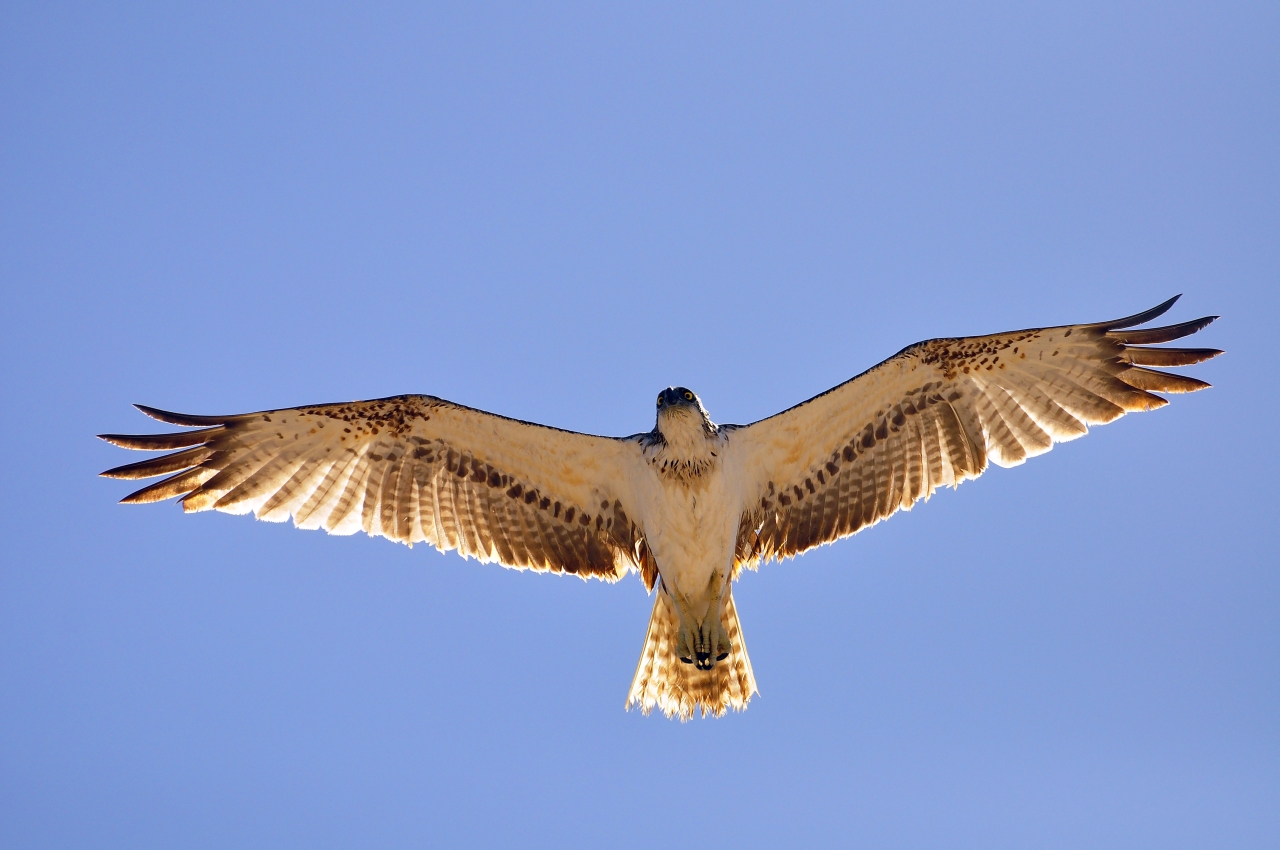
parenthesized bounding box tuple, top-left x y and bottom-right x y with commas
(725, 297, 1220, 568)
(100, 395, 650, 582)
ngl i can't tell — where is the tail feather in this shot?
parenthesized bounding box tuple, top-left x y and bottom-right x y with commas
(626, 584, 757, 720)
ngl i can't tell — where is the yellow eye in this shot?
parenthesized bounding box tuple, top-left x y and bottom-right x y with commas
(683, 391, 694, 401)
(657, 396, 664, 407)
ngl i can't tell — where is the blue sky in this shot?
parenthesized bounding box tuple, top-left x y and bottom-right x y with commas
(2, 3, 1277, 848)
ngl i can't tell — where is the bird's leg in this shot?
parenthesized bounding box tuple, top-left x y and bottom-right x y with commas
(669, 572, 732, 670)
(668, 585, 698, 666)
(696, 569, 731, 668)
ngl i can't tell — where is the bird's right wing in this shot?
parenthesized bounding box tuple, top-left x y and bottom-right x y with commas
(726, 296, 1220, 568)
(100, 394, 655, 583)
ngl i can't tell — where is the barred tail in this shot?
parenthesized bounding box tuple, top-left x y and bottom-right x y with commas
(626, 583, 757, 720)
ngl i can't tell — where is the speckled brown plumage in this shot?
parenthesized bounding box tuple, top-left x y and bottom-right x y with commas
(731, 296, 1220, 570)
(101, 395, 647, 582)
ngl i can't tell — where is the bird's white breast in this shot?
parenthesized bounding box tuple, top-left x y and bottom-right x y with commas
(631, 445, 742, 621)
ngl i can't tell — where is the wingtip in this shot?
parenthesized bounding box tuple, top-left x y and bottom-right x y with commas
(97, 433, 140, 449)
(1098, 295, 1183, 331)
(1149, 293, 1182, 316)
(1107, 314, 1219, 345)
(133, 404, 229, 427)
(135, 404, 180, 423)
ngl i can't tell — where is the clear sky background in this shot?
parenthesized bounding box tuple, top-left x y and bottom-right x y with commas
(2, 3, 1277, 848)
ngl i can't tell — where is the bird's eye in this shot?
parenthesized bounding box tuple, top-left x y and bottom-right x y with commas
(683, 391, 694, 401)
(657, 396, 664, 407)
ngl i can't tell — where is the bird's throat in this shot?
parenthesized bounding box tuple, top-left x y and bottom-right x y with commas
(651, 411, 719, 480)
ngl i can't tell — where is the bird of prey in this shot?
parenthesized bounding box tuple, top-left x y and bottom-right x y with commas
(100, 296, 1219, 719)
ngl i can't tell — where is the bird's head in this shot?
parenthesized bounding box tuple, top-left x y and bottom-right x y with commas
(654, 386, 713, 437)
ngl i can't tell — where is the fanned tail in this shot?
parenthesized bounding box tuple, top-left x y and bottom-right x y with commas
(626, 583, 757, 720)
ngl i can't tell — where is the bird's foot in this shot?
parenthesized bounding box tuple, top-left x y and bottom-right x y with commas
(676, 616, 731, 670)
(671, 572, 731, 669)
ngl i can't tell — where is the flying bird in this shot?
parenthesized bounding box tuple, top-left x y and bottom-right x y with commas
(100, 296, 1219, 719)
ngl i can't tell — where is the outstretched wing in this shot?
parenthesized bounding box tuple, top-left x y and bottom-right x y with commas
(100, 395, 650, 582)
(727, 296, 1220, 568)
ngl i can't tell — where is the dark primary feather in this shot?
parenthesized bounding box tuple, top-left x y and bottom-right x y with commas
(97, 427, 223, 451)
(1120, 347, 1222, 367)
(1091, 293, 1183, 330)
(133, 404, 245, 427)
(1105, 316, 1219, 345)
(118, 467, 218, 505)
(100, 445, 215, 480)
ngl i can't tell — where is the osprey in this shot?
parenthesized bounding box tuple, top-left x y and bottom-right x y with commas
(100, 297, 1219, 719)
